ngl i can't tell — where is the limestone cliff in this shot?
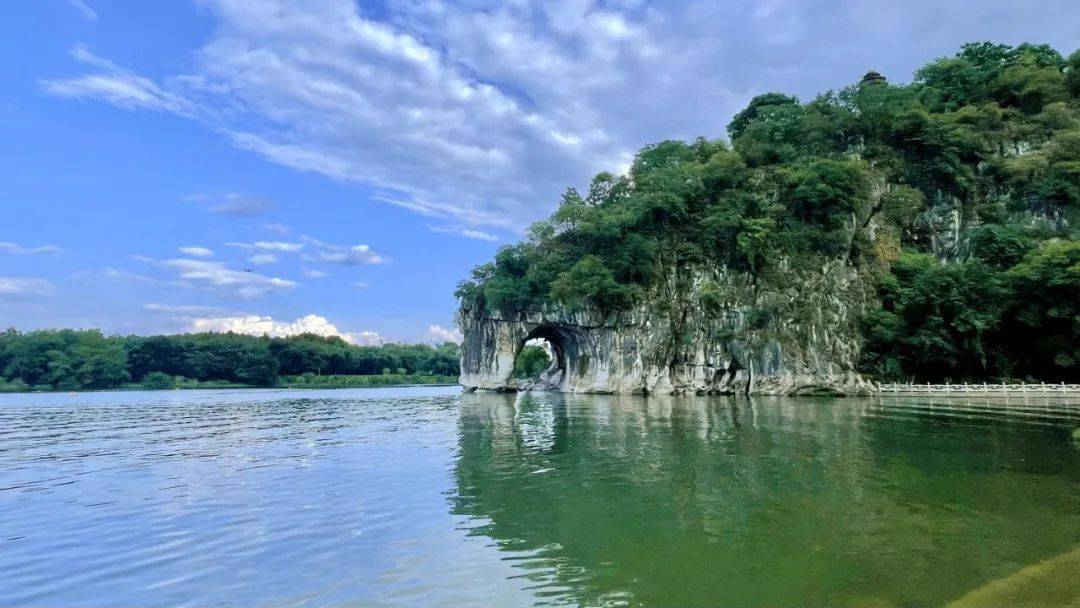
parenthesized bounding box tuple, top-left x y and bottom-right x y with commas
(458, 261, 876, 395)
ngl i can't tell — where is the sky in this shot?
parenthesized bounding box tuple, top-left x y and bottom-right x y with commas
(2, 0, 1078, 344)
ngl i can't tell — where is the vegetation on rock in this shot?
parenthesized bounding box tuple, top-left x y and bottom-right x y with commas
(457, 42, 1080, 383)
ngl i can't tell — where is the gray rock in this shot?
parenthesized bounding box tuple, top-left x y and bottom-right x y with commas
(457, 261, 876, 396)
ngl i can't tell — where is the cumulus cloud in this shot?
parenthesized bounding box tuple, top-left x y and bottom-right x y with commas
(178, 246, 214, 257)
(427, 324, 463, 344)
(0, 277, 54, 298)
(189, 313, 384, 345)
(0, 242, 63, 255)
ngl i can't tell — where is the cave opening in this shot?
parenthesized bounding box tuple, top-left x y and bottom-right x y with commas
(512, 326, 569, 391)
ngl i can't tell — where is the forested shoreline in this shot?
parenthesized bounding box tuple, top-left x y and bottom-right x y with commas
(0, 328, 460, 392)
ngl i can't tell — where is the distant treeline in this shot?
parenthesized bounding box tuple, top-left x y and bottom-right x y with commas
(0, 328, 460, 392)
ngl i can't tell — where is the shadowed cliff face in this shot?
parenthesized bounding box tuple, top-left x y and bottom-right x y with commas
(457, 262, 876, 395)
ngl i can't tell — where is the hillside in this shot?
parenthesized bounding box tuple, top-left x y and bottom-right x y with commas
(457, 42, 1080, 392)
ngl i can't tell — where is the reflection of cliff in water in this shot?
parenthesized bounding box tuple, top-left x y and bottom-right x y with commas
(450, 392, 1080, 607)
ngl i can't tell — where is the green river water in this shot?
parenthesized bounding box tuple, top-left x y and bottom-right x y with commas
(1, 387, 1077, 606)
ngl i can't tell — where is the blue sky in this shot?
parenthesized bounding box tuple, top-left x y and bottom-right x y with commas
(2, 0, 1078, 344)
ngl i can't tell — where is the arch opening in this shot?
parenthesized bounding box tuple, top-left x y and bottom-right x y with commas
(513, 325, 571, 391)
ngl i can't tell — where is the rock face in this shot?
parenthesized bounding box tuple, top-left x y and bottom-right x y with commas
(457, 262, 877, 395)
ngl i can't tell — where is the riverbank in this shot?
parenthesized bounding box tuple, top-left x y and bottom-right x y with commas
(0, 374, 459, 393)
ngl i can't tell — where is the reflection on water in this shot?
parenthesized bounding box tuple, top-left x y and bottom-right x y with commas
(1, 387, 1078, 606)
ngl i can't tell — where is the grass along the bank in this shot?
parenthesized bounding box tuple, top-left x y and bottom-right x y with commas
(0, 373, 458, 393)
(277, 373, 458, 388)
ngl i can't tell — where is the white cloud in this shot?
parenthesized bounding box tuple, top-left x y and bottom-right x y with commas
(263, 222, 289, 235)
(189, 313, 384, 345)
(227, 240, 303, 252)
(40, 0, 748, 229)
(140, 257, 298, 299)
(0, 277, 54, 298)
(254, 241, 302, 252)
(353, 282, 370, 289)
(302, 268, 329, 278)
(462, 229, 499, 242)
(0, 242, 63, 255)
(249, 253, 278, 265)
(427, 324, 463, 344)
(301, 236, 386, 265)
(67, 0, 98, 21)
(178, 246, 214, 257)
(41, 45, 193, 115)
(429, 225, 499, 242)
(143, 303, 227, 314)
(211, 194, 277, 217)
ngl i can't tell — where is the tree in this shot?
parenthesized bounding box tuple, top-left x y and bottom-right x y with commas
(514, 345, 552, 378)
(550, 256, 633, 310)
(141, 371, 176, 390)
(727, 93, 799, 141)
(1005, 242, 1080, 379)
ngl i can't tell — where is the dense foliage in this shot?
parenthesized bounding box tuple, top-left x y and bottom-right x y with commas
(458, 42, 1080, 382)
(0, 329, 460, 392)
(513, 345, 553, 379)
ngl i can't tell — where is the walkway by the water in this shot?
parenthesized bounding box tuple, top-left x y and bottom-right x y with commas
(879, 382, 1080, 399)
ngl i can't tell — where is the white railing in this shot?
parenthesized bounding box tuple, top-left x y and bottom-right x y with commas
(878, 382, 1080, 396)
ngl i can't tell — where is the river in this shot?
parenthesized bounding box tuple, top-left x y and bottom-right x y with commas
(1, 387, 1078, 606)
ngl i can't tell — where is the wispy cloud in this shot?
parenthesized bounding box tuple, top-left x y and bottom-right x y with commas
(249, 253, 278, 265)
(429, 225, 499, 242)
(300, 236, 386, 265)
(37, 0, 747, 229)
(41, 45, 193, 115)
(130, 257, 298, 299)
(227, 241, 303, 252)
(178, 246, 214, 258)
(0, 277, 54, 298)
(67, 0, 98, 22)
(302, 268, 329, 278)
(143, 303, 228, 314)
(0, 242, 63, 255)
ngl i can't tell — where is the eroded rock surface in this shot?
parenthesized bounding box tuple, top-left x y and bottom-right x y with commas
(457, 262, 876, 395)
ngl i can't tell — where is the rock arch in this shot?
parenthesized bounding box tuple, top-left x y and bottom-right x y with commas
(456, 264, 876, 395)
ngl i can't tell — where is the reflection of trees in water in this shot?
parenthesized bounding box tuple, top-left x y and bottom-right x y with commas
(451, 392, 1080, 607)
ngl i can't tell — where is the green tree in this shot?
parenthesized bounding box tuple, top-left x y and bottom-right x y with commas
(550, 256, 633, 310)
(1005, 242, 1080, 378)
(514, 345, 552, 379)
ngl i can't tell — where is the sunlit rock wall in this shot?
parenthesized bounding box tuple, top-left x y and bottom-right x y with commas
(457, 262, 876, 396)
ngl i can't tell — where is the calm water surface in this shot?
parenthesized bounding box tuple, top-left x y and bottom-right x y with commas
(1, 387, 1078, 607)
